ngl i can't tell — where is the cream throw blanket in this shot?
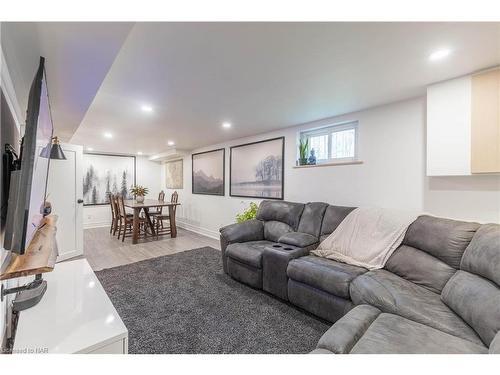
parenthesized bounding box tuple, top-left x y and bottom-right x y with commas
(312, 207, 419, 270)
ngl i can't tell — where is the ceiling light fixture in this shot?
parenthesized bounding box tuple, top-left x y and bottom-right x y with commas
(222, 122, 232, 129)
(141, 104, 153, 112)
(429, 48, 451, 62)
(87, 147, 94, 151)
(137, 151, 143, 155)
(167, 140, 175, 146)
(104, 132, 113, 139)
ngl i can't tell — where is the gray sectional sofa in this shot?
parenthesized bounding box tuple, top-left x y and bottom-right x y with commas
(219, 200, 500, 354)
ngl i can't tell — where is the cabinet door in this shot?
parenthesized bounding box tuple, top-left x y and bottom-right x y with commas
(471, 68, 500, 174)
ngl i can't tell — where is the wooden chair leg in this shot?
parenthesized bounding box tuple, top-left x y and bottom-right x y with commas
(122, 224, 126, 242)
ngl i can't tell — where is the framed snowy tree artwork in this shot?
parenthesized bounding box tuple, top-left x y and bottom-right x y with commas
(230, 137, 284, 200)
(82, 153, 136, 205)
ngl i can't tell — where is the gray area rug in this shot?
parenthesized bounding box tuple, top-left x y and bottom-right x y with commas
(95, 247, 329, 354)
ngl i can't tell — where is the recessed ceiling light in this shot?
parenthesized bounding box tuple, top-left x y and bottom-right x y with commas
(429, 48, 451, 62)
(137, 151, 143, 155)
(103, 132, 113, 139)
(87, 147, 94, 151)
(141, 104, 153, 112)
(167, 140, 175, 146)
(222, 122, 232, 129)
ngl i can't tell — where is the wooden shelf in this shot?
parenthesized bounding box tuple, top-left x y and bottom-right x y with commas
(0, 215, 58, 281)
(293, 161, 364, 169)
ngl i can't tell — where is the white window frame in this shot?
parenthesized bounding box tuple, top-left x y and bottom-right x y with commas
(299, 121, 359, 164)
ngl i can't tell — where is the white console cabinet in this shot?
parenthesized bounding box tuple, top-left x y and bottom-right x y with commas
(13, 259, 128, 354)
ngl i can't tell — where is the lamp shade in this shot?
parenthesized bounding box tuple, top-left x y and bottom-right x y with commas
(39, 137, 67, 160)
(49, 143, 67, 160)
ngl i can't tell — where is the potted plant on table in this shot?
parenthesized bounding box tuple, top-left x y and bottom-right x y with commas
(130, 185, 149, 203)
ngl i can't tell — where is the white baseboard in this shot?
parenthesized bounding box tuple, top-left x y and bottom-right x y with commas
(84, 219, 220, 241)
(176, 220, 219, 240)
(84, 221, 111, 229)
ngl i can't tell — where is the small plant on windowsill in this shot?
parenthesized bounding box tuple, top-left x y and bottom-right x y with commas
(298, 138, 309, 166)
(236, 202, 259, 223)
(130, 185, 149, 203)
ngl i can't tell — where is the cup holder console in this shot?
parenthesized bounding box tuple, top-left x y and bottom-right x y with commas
(270, 244, 295, 251)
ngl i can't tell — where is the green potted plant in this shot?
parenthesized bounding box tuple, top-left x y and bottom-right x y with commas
(298, 138, 309, 166)
(130, 185, 149, 203)
(236, 202, 259, 223)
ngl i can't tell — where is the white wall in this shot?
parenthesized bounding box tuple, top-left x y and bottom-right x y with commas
(161, 97, 500, 239)
(84, 156, 162, 228)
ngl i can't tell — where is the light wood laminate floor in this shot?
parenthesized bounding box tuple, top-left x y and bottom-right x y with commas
(83, 226, 220, 271)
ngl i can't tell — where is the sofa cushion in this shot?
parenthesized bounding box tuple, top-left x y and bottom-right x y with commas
(278, 232, 318, 248)
(319, 205, 356, 242)
(256, 200, 304, 230)
(349, 313, 487, 354)
(441, 270, 500, 346)
(264, 221, 294, 242)
(316, 305, 381, 354)
(403, 215, 480, 269)
(490, 331, 500, 354)
(226, 240, 275, 268)
(310, 348, 333, 354)
(350, 269, 483, 345)
(460, 224, 500, 286)
(287, 279, 354, 323)
(385, 245, 456, 293)
(287, 255, 367, 298)
(297, 202, 329, 237)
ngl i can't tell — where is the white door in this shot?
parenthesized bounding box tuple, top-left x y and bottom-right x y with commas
(46, 143, 84, 261)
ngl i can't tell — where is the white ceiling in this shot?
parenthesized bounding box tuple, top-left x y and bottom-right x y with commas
(1, 22, 133, 140)
(3, 22, 500, 155)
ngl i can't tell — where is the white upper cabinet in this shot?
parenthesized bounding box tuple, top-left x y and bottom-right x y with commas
(426, 68, 500, 176)
(427, 76, 472, 176)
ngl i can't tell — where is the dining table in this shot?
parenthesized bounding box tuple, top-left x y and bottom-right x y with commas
(123, 199, 181, 244)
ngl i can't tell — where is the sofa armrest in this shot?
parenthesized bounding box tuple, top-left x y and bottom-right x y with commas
(219, 219, 264, 274)
(316, 305, 381, 354)
(278, 232, 318, 248)
(219, 219, 264, 245)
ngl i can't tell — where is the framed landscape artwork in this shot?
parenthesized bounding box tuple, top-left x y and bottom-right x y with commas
(192, 148, 225, 196)
(83, 153, 136, 205)
(165, 159, 183, 189)
(230, 137, 284, 199)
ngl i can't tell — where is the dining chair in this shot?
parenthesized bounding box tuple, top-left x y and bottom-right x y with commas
(148, 190, 165, 218)
(110, 194, 121, 236)
(108, 193, 117, 235)
(152, 191, 178, 239)
(117, 195, 148, 242)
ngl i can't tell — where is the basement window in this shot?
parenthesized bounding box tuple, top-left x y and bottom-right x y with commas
(299, 121, 359, 164)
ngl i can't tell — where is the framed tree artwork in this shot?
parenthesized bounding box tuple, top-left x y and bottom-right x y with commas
(82, 153, 136, 205)
(165, 159, 183, 189)
(230, 137, 284, 200)
(192, 148, 225, 196)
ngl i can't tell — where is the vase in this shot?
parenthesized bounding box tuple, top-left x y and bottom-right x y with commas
(298, 158, 308, 166)
(136, 196, 145, 203)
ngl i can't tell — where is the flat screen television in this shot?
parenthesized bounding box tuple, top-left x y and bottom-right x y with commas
(4, 57, 54, 254)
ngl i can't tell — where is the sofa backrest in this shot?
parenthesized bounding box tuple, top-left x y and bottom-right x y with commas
(297, 202, 329, 238)
(319, 205, 356, 242)
(441, 224, 500, 347)
(385, 215, 480, 294)
(256, 200, 305, 242)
